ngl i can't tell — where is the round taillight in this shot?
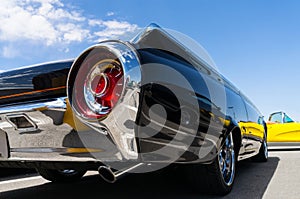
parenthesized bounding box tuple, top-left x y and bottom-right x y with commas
(84, 59, 124, 117)
(90, 74, 108, 97)
(72, 48, 124, 120)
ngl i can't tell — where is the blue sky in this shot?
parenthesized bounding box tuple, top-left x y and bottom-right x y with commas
(0, 0, 300, 120)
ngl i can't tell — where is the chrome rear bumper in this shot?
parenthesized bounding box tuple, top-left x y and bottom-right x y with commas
(0, 98, 122, 163)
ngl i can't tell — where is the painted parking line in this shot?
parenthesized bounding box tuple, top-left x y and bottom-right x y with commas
(0, 171, 98, 193)
(0, 175, 43, 185)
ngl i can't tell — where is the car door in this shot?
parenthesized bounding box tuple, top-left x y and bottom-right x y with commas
(268, 112, 300, 142)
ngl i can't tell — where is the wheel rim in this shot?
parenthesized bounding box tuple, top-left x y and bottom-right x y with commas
(218, 133, 235, 186)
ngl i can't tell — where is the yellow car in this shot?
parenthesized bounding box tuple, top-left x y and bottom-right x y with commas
(267, 112, 300, 149)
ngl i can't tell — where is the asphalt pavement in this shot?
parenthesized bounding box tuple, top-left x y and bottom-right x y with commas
(0, 151, 299, 199)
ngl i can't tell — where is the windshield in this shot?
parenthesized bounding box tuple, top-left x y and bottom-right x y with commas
(269, 112, 294, 123)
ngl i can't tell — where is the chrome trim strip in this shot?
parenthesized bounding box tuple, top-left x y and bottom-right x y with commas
(0, 97, 66, 114)
(268, 142, 300, 150)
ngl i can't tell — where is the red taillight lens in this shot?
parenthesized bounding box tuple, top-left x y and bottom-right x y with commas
(73, 49, 124, 120)
(90, 74, 107, 96)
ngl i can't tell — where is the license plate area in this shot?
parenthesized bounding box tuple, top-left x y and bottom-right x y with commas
(6, 114, 37, 132)
(0, 130, 9, 159)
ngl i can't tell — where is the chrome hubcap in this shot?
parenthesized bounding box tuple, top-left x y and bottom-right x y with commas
(218, 133, 235, 186)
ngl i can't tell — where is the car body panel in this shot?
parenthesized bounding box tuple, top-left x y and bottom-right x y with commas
(268, 122, 300, 142)
(239, 121, 264, 153)
(0, 24, 265, 171)
(267, 112, 300, 149)
(267, 112, 300, 142)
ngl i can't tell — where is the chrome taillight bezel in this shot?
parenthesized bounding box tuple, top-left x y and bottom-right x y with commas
(67, 40, 141, 160)
(67, 41, 141, 121)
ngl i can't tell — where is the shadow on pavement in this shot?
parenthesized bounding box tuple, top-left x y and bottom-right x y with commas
(0, 169, 36, 178)
(226, 157, 279, 198)
(0, 157, 279, 199)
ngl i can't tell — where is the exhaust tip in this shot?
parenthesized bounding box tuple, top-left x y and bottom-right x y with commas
(98, 166, 116, 183)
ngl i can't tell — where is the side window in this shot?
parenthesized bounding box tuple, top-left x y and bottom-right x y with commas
(225, 88, 247, 122)
(269, 112, 283, 123)
(244, 101, 260, 123)
(283, 113, 294, 123)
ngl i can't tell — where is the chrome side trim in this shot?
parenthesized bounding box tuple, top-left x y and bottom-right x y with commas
(0, 97, 66, 114)
(268, 142, 300, 150)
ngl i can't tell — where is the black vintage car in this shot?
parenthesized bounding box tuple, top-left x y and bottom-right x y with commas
(0, 24, 267, 195)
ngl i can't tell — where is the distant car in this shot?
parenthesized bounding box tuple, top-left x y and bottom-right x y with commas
(267, 111, 300, 149)
(0, 24, 268, 195)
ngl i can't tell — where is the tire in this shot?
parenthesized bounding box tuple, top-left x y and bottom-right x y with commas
(36, 168, 86, 182)
(188, 132, 236, 195)
(252, 130, 268, 162)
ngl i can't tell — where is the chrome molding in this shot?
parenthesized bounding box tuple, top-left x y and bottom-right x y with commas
(0, 97, 66, 114)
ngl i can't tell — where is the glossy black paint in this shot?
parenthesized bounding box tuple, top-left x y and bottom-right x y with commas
(0, 60, 73, 105)
(135, 48, 221, 163)
(133, 46, 264, 163)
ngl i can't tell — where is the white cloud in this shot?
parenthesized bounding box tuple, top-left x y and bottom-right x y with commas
(0, 0, 139, 57)
(56, 23, 90, 43)
(106, 12, 115, 16)
(91, 20, 139, 42)
(88, 19, 104, 27)
(2, 46, 20, 58)
(0, 0, 87, 46)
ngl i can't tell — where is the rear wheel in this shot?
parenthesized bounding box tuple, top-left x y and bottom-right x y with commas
(36, 168, 86, 182)
(188, 132, 236, 195)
